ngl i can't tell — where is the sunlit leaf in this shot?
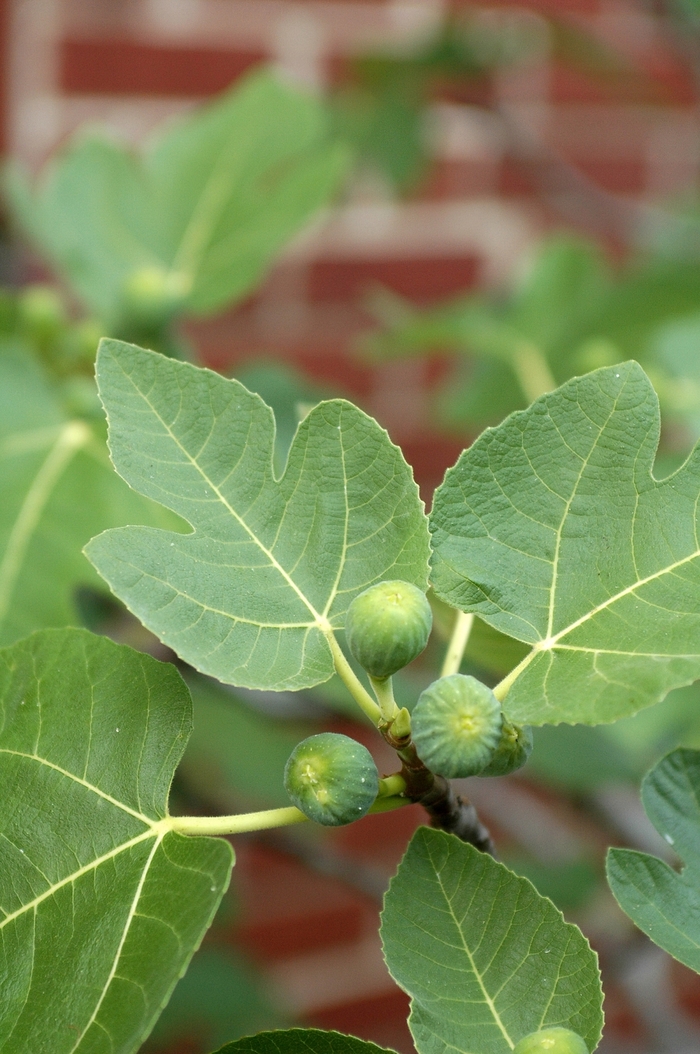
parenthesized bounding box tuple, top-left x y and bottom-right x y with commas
(431, 362, 700, 725)
(86, 340, 430, 690)
(381, 827, 603, 1054)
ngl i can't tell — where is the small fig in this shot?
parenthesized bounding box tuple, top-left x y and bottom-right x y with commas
(513, 1027, 589, 1054)
(478, 719, 533, 777)
(345, 580, 432, 679)
(120, 266, 188, 329)
(284, 732, 379, 826)
(411, 674, 502, 778)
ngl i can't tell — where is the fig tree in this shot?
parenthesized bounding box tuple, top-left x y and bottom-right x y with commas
(411, 674, 502, 778)
(284, 732, 379, 826)
(345, 580, 432, 679)
(512, 1027, 589, 1053)
(479, 718, 533, 777)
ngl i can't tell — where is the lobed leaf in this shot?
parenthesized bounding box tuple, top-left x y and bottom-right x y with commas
(607, 748, 700, 972)
(0, 627, 233, 1054)
(381, 828, 603, 1054)
(86, 340, 430, 691)
(431, 362, 700, 725)
(0, 345, 177, 645)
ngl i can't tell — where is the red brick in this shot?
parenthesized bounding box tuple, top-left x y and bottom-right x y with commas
(60, 38, 264, 96)
(307, 257, 479, 303)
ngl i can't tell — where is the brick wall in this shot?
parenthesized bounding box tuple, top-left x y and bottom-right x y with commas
(5, 3, 700, 1049)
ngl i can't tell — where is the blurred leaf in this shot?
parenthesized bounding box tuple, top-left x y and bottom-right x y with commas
(608, 748, 700, 972)
(0, 344, 179, 644)
(504, 857, 599, 912)
(431, 363, 700, 725)
(381, 827, 603, 1054)
(181, 674, 315, 808)
(528, 724, 638, 791)
(146, 948, 283, 1052)
(7, 69, 347, 323)
(86, 341, 430, 691)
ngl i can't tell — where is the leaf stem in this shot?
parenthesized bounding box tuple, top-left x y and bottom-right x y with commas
(511, 341, 556, 404)
(325, 631, 382, 724)
(379, 773, 407, 797)
(492, 648, 537, 703)
(168, 793, 408, 837)
(441, 610, 474, 677)
(370, 674, 399, 722)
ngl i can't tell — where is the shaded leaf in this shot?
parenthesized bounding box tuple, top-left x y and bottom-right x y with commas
(0, 627, 233, 1054)
(0, 345, 177, 644)
(381, 827, 603, 1054)
(607, 748, 700, 972)
(430, 362, 700, 725)
(86, 340, 430, 690)
(214, 1028, 394, 1054)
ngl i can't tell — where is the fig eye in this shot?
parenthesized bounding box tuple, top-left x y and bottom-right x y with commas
(411, 674, 502, 778)
(284, 732, 379, 826)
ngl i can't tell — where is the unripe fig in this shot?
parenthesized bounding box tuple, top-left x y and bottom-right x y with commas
(513, 1027, 588, 1054)
(284, 732, 379, 826)
(411, 674, 502, 778)
(345, 580, 432, 679)
(478, 719, 533, 777)
(120, 266, 188, 328)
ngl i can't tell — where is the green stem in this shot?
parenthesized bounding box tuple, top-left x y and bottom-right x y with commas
(168, 805, 308, 837)
(378, 773, 407, 797)
(440, 610, 474, 677)
(511, 341, 556, 404)
(369, 674, 399, 722)
(168, 793, 409, 837)
(325, 631, 382, 724)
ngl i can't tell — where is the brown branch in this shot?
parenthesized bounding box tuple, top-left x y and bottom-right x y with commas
(381, 722, 495, 856)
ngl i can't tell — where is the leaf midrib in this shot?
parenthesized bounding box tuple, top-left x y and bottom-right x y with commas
(112, 356, 338, 628)
(434, 855, 514, 1050)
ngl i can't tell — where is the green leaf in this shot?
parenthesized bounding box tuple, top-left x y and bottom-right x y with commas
(86, 340, 430, 690)
(146, 947, 283, 1051)
(607, 748, 700, 972)
(0, 627, 233, 1054)
(213, 1028, 394, 1054)
(381, 827, 603, 1054)
(0, 345, 178, 644)
(430, 361, 700, 725)
(8, 70, 346, 321)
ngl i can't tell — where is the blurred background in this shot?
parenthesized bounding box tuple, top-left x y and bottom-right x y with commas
(5, 1, 700, 1052)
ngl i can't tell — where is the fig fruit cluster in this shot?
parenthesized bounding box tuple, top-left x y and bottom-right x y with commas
(412, 673, 532, 779)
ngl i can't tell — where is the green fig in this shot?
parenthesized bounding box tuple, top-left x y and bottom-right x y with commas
(345, 580, 432, 679)
(478, 718, 533, 777)
(513, 1027, 589, 1054)
(411, 674, 502, 778)
(284, 732, 379, 826)
(120, 265, 188, 329)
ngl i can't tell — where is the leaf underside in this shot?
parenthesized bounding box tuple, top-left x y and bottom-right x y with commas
(381, 828, 604, 1054)
(86, 341, 430, 691)
(607, 748, 700, 973)
(430, 361, 700, 725)
(0, 628, 232, 1054)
